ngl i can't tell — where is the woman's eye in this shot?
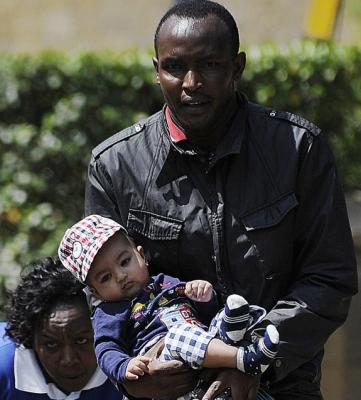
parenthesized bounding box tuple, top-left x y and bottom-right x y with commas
(76, 337, 90, 345)
(45, 342, 58, 349)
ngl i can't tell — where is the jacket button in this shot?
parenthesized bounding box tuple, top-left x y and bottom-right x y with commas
(275, 359, 282, 368)
(135, 123, 143, 132)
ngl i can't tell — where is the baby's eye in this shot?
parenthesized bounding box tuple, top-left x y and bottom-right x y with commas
(100, 273, 111, 283)
(120, 257, 131, 267)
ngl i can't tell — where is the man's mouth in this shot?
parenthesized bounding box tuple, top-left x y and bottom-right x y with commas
(184, 101, 206, 106)
(181, 99, 211, 113)
(182, 95, 211, 106)
(183, 99, 209, 106)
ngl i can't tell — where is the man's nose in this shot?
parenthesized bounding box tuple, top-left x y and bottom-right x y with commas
(182, 69, 202, 92)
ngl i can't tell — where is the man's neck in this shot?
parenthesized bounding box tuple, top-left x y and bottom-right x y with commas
(189, 99, 239, 151)
(167, 97, 239, 152)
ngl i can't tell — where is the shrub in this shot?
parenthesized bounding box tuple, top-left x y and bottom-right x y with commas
(0, 41, 360, 278)
(241, 41, 361, 189)
(0, 50, 162, 274)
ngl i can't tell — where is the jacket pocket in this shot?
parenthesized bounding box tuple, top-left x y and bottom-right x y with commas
(127, 209, 183, 276)
(238, 193, 299, 305)
(241, 192, 298, 231)
(127, 209, 183, 240)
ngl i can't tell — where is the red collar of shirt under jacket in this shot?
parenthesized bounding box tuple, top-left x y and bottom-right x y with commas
(165, 106, 188, 143)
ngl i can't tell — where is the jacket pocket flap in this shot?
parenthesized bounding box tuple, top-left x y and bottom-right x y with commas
(242, 193, 298, 231)
(128, 209, 183, 240)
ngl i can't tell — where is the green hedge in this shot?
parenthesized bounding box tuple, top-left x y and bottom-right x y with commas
(0, 40, 360, 276)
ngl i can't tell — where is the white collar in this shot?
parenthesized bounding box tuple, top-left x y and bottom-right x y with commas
(14, 346, 108, 400)
(83, 286, 102, 308)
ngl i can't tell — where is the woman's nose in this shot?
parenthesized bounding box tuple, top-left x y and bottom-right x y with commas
(59, 345, 79, 367)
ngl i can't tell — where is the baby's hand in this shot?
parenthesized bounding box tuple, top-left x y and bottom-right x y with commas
(185, 280, 213, 302)
(125, 356, 151, 380)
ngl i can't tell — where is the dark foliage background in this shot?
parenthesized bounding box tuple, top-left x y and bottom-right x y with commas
(0, 41, 360, 283)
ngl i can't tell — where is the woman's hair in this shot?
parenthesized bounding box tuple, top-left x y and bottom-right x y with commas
(5, 256, 86, 348)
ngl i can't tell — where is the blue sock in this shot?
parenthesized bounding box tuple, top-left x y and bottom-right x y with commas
(219, 294, 249, 345)
(236, 325, 280, 375)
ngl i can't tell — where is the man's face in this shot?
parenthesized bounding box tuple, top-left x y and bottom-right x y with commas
(33, 299, 97, 394)
(154, 15, 245, 146)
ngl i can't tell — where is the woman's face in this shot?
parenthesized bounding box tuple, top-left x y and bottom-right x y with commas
(33, 297, 97, 394)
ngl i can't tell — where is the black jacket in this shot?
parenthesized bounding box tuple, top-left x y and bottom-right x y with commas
(85, 98, 358, 398)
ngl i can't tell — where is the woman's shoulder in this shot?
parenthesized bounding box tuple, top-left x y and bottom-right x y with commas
(0, 323, 16, 399)
(0, 322, 16, 360)
(79, 379, 121, 399)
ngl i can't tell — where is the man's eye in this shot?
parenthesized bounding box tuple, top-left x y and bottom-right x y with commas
(100, 274, 111, 283)
(163, 62, 186, 75)
(200, 61, 220, 70)
(166, 63, 183, 71)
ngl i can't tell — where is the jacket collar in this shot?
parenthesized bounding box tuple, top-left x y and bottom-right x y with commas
(162, 93, 248, 164)
(213, 96, 247, 162)
(165, 106, 187, 143)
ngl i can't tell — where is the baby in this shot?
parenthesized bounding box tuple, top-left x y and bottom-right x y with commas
(58, 215, 279, 394)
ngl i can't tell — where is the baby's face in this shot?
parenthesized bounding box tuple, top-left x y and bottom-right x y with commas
(87, 233, 149, 302)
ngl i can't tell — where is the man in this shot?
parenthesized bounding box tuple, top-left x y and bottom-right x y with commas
(85, 1, 358, 399)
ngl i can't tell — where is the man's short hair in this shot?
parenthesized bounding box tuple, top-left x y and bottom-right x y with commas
(154, 0, 240, 57)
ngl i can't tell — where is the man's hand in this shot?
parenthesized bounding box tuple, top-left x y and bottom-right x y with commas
(202, 369, 261, 400)
(122, 338, 199, 399)
(185, 280, 214, 302)
(123, 359, 198, 399)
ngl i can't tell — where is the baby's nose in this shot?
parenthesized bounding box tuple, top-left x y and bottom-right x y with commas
(116, 270, 126, 282)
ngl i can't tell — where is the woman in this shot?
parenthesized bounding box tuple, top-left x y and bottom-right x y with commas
(0, 257, 121, 399)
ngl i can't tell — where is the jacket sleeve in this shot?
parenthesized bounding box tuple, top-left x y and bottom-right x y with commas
(93, 302, 132, 383)
(85, 155, 123, 223)
(259, 133, 358, 382)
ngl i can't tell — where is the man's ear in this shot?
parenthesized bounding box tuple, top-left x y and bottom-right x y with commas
(153, 57, 160, 84)
(137, 245, 145, 259)
(234, 51, 246, 81)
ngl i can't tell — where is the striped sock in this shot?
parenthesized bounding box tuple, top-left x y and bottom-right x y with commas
(236, 325, 280, 375)
(219, 294, 249, 345)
